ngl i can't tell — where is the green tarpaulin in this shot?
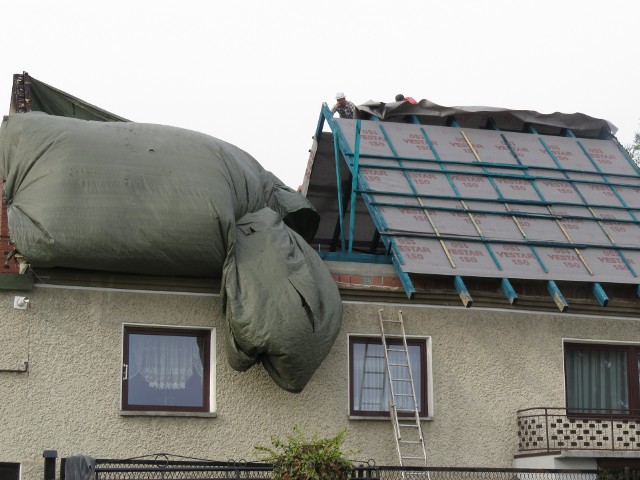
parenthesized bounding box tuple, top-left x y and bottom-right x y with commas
(0, 112, 341, 392)
(22, 76, 129, 122)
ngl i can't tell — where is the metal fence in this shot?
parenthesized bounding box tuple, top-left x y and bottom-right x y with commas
(48, 454, 612, 480)
(61, 455, 273, 480)
(359, 468, 606, 480)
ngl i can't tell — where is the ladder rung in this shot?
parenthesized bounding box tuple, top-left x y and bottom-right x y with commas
(387, 348, 407, 352)
(401, 456, 425, 460)
(388, 362, 409, 367)
(390, 378, 411, 382)
(382, 319, 402, 323)
(398, 424, 419, 428)
(400, 440, 421, 444)
(396, 408, 416, 412)
(394, 393, 414, 397)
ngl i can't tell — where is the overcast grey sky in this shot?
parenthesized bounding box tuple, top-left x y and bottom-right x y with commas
(3, 0, 639, 189)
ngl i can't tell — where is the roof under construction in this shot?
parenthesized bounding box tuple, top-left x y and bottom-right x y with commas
(303, 100, 640, 310)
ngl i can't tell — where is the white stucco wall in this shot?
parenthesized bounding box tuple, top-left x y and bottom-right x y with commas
(2, 286, 640, 479)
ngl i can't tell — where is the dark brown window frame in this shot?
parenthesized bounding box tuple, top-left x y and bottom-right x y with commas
(122, 326, 212, 413)
(0, 463, 20, 480)
(349, 335, 428, 418)
(564, 342, 640, 418)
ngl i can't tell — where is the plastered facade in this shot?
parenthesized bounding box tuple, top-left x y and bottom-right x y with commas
(2, 285, 640, 479)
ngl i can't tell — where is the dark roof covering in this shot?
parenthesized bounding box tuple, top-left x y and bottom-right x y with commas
(357, 98, 617, 138)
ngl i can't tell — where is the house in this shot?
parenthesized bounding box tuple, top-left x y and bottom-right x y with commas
(2, 73, 640, 480)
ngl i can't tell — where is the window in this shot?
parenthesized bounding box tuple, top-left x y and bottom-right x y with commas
(0, 463, 20, 480)
(349, 335, 429, 417)
(564, 342, 640, 416)
(122, 326, 213, 413)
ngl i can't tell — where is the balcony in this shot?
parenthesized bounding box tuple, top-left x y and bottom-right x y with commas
(518, 407, 640, 454)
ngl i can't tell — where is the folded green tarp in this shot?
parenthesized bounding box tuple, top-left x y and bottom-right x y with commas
(23, 75, 130, 122)
(0, 113, 342, 392)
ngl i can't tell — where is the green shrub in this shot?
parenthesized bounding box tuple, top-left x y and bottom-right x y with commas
(255, 427, 353, 480)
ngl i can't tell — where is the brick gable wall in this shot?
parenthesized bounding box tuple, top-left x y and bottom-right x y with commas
(0, 181, 21, 274)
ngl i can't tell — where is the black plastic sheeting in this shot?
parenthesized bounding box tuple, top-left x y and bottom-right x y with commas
(357, 99, 617, 138)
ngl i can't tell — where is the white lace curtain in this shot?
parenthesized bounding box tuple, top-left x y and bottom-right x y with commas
(352, 342, 421, 412)
(565, 348, 628, 412)
(128, 334, 204, 390)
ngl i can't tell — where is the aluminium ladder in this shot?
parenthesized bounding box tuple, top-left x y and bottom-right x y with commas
(379, 309, 428, 470)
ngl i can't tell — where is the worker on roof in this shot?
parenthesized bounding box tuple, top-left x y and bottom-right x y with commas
(331, 92, 357, 119)
(395, 93, 417, 105)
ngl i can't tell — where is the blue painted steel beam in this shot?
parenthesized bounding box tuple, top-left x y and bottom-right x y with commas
(565, 129, 639, 224)
(592, 282, 609, 307)
(392, 255, 416, 300)
(501, 278, 518, 305)
(333, 133, 346, 252)
(370, 199, 562, 220)
(454, 276, 473, 308)
(547, 281, 569, 312)
(315, 107, 326, 141)
(350, 152, 529, 171)
(322, 103, 353, 157)
(613, 136, 640, 176)
(357, 185, 640, 219)
(368, 123, 425, 297)
(347, 150, 640, 180)
(352, 158, 638, 187)
(347, 120, 361, 253)
(349, 159, 640, 189)
(376, 230, 595, 250)
(367, 196, 638, 224)
(327, 117, 411, 296)
(340, 126, 414, 282)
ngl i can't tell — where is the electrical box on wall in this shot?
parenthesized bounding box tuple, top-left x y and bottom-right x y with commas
(13, 296, 29, 309)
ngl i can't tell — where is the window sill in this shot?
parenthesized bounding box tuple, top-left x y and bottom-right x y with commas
(120, 410, 217, 418)
(349, 415, 433, 421)
(566, 412, 640, 420)
(559, 450, 640, 459)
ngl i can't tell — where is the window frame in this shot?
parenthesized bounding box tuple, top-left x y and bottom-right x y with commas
(121, 325, 214, 414)
(348, 334, 431, 419)
(564, 341, 640, 418)
(0, 463, 20, 480)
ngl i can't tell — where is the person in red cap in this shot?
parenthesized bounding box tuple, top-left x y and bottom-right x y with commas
(395, 93, 417, 105)
(331, 92, 357, 119)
